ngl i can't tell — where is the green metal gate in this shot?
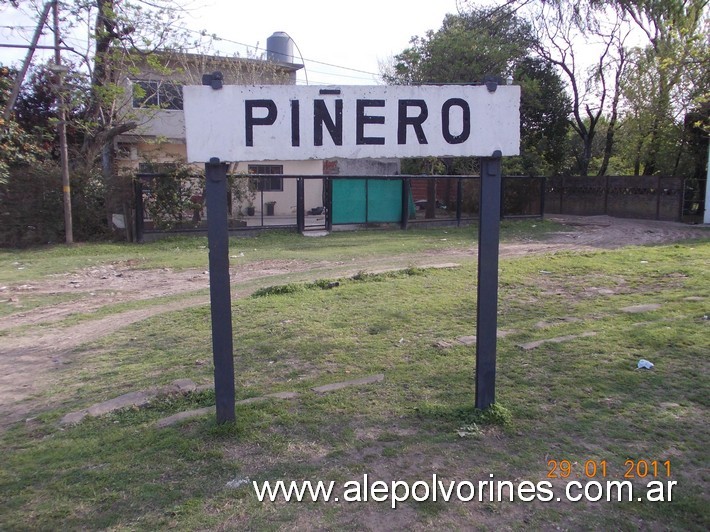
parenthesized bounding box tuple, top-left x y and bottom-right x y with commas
(331, 178, 414, 225)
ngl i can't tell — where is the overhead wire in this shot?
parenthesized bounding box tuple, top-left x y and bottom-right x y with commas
(181, 26, 382, 80)
(0, 15, 384, 83)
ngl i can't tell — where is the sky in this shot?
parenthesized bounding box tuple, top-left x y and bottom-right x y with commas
(0, 0, 464, 86)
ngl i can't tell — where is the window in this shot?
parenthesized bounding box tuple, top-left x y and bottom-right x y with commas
(132, 80, 183, 110)
(249, 164, 284, 191)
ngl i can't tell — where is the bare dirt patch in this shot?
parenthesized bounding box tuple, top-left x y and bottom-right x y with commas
(0, 215, 706, 431)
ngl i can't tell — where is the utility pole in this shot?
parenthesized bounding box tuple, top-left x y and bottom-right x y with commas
(51, 0, 73, 243)
(704, 143, 710, 225)
(2, 2, 52, 122)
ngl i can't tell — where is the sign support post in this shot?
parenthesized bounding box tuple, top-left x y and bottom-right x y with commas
(475, 151, 502, 409)
(205, 158, 236, 423)
(184, 82, 520, 419)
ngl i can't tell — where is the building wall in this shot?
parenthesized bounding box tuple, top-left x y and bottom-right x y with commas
(234, 160, 323, 217)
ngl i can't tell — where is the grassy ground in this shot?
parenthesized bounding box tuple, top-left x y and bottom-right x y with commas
(0, 221, 556, 284)
(0, 228, 708, 530)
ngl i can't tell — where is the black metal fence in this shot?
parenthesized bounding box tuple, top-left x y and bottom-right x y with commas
(543, 175, 685, 221)
(133, 173, 547, 241)
(133, 172, 691, 241)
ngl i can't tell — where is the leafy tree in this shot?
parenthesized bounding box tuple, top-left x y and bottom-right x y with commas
(1, 63, 108, 246)
(385, 8, 534, 84)
(3, 1, 294, 241)
(509, 0, 708, 176)
(385, 5, 571, 177)
(514, 57, 572, 176)
(611, 0, 709, 174)
(519, 0, 630, 176)
(0, 65, 48, 184)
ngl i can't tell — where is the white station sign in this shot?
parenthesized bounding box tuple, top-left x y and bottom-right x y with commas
(183, 84, 520, 162)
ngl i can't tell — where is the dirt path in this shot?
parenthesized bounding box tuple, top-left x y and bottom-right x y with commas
(1, 215, 706, 431)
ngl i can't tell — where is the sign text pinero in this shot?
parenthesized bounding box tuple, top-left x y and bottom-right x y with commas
(183, 84, 520, 162)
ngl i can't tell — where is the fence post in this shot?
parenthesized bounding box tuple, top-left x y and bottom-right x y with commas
(655, 175, 662, 220)
(500, 175, 506, 220)
(560, 175, 565, 214)
(205, 158, 236, 424)
(679, 177, 686, 222)
(134, 178, 144, 243)
(325, 177, 333, 231)
(401, 177, 410, 230)
(297, 177, 305, 232)
(456, 178, 463, 227)
(539, 175, 546, 219)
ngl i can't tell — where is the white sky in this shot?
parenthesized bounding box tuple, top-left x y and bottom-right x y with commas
(0, 0, 464, 86)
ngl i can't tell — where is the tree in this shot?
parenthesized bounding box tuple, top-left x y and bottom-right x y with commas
(519, 0, 630, 176)
(1, 62, 115, 246)
(514, 56, 572, 176)
(0, 65, 48, 184)
(385, 5, 571, 177)
(509, 0, 709, 176)
(611, 0, 709, 174)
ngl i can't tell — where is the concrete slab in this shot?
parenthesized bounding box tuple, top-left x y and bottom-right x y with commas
(456, 330, 517, 346)
(87, 390, 156, 417)
(535, 317, 582, 329)
(171, 379, 198, 392)
(267, 391, 300, 400)
(60, 410, 88, 425)
(518, 332, 597, 351)
(60, 379, 203, 425)
(620, 304, 662, 313)
(434, 340, 454, 349)
(156, 392, 300, 427)
(312, 374, 384, 393)
(155, 407, 213, 428)
(236, 391, 300, 405)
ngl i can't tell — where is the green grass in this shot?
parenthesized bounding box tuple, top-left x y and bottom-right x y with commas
(0, 229, 708, 530)
(0, 220, 558, 284)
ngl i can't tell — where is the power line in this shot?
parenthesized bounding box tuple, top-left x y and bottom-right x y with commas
(182, 27, 381, 78)
(307, 69, 377, 81)
(1, 17, 384, 82)
(0, 43, 72, 50)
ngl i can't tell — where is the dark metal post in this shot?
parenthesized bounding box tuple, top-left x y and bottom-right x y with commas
(560, 175, 565, 214)
(134, 179, 144, 243)
(678, 178, 686, 222)
(325, 177, 333, 231)
(205, 158, 235, 423)
(655, 175, 662, 221)
(475, 152, 502, 410)
(53, 1, 72, 244)
(500, 174, 506, 220)
(456, 178, 463, 226)
(297, 177, 305, 232)
(260, 184, 264, 227)
(539, 175, 546, 219)
(401, 177, 410, 230)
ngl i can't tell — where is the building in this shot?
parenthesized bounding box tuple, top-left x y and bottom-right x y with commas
(114, 37, 403, 234)
(114, 39, 325, 225)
